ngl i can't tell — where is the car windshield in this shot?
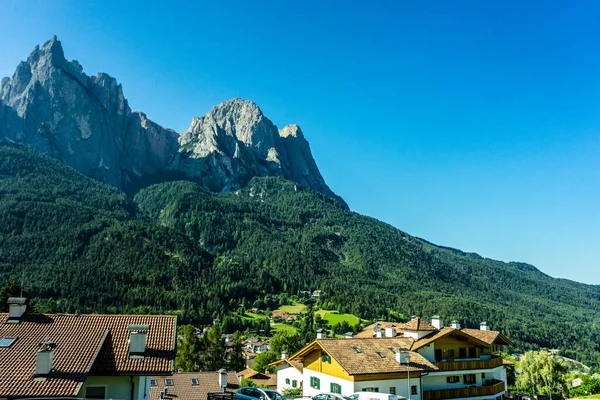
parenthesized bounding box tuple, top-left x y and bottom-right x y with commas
(266, 391, 285, 400)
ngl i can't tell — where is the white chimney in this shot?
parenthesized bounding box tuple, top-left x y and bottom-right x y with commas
(431, 316, 444, 330)
(375, 330, 383, 338)
(344, 332, 353, 339)
(128, 324, 149, 359)
(218, 368, 228, 391)
(450, 320, 461, 330)
(281, 352, 288, 359)
(316, 329, 326, 339)
(35, 341, 56, 376)
(480, 321, 490, 331)
(385, 326, 396, 338)
(7, 297, 27, 323)
(395, 350, 410, 365)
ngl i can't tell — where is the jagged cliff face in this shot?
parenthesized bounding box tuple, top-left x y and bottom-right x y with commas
(0, 37, 345, 207)
(0, 36, 178, 186)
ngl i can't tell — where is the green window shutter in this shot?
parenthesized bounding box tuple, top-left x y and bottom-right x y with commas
(328, 355, 332, 364)
(317, 378, 320, 390)
(330, 383, 334, 392)
(310, 377, 313, 387)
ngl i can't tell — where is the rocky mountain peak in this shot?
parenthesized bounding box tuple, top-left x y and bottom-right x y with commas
(0, 38, 346, 207)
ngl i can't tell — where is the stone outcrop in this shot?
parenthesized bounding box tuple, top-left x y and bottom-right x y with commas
(0, 37, 346, 207)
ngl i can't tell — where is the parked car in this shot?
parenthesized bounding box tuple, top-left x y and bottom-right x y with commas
(235, 387, 286, 400)
(349, 393, 404, 400)
(312, 393, 353, 400)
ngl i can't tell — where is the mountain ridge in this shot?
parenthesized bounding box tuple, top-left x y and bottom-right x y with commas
(0, 37, 346, 207)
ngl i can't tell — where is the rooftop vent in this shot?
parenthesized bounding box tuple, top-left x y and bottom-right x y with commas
(128, 324, 149, 359)
(395, 349, 410, 365)
(385, 326, 396, 338)
(6, 297, 27, 323)
(431, 316, 444, 330)
(218, 368, 229, 391)
(344, 332, 353, 339)
(316, 329, 326, 339)
(450, 320, 461, 330)
(35, 341, 56, 377)
(480, 321, 490, 331)
(281, 352, 288, 359)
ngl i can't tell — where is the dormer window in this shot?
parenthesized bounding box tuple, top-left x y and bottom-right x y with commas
(165, 378, 174, 386)
(376, 352, 385, 358)
(0, 337, 17, 347)
(150, 378, 157, 387)
(353, 347, 361, 353)
(191, 378, 199, 385)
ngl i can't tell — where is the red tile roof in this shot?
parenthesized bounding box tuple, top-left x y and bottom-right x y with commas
(0, 313, 176, 398)
(150, 371, 240, 400)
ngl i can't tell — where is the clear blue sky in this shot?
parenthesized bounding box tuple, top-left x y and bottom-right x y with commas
(1, 1, 599, 284)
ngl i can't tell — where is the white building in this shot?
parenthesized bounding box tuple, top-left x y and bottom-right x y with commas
(272, 316, 512, 400)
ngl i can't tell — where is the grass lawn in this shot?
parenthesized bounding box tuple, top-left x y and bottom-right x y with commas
(271, 323, 297, 334)
(274, 303, 307, 315)
(576, 395, 600, 399)
(316, 310, 360, 326)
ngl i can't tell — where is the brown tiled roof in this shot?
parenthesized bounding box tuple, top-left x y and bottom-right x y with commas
(150, 371, 239, 400)
(312, 338, 436, 375)
(411, 327, 492, 350)
(355, 321, 405, 338)
(0, 313, 176, 398)
(403, 317, 436, 332)
(237, 369, 277, 387)
(269, 358, 304, 372)
(461, 328, 513, 346)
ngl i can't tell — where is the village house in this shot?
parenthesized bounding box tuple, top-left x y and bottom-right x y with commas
(243, 337, 270, 354)
(270, 311, 289, 322)
(237, 368, 278, 389)
(272, 316, 511, 400)
(0, 297, 177, 400)
(149, 371, 239, 399)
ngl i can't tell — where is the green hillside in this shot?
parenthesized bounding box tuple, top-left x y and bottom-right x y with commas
(1, 144, 599, 369)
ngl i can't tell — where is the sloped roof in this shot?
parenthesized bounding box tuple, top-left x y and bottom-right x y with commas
(150, 371, 239, 400)
(355, 321, 405, 338)
(0, 313, 176, 398)
(237, 369, 277, 387)
(461, 328, 513, 346)
(403, 317, 436, 332)
(291, 338, 436, 375)
(410, 327, 490, 350)
(269, 358, 304, 372)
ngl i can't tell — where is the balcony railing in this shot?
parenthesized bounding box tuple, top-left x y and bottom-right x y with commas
(434, 356, 503, 371)
(423, 381, 505, 400)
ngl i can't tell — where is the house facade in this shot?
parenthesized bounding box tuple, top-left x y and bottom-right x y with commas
(0, 297, 177, 400)
(273, 317, 511, 400)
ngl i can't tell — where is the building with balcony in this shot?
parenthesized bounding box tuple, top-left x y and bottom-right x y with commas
(272, 316, 511, 400)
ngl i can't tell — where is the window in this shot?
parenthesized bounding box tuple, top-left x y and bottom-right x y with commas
(459, 348, 467, 358)
(389, 348, 397, 354)
(165, 378, 174, 386)
(191, 378, 199, 386)
(411, 386, 418, 395)
(434, 349, 442, 362)
(353, 347, 361, 353)
(447, 349, 455, 359)
(310, 376, 320, 389)
(363, 388, 379, 392)
(292, 380, 297, 388)
(331, 383, 342, 394)
(389, 387, 396, 395)
(446, 376, 460, 384)
(464, 374, 476, 385)
(481, 373, 486, 379)
(321, 354, 332, 363)
(0, 337, 17, 348)
(286, 378, 290, 384)
(376, 352, 385, 358)
(469, 347, 477, 358)
(150, 378, 157, 387)
(85, 387, 106, 399)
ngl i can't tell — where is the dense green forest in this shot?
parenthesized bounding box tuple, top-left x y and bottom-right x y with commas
(1, 144, 599, 369)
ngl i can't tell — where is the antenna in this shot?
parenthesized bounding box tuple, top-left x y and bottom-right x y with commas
(20, 271, 24, 298)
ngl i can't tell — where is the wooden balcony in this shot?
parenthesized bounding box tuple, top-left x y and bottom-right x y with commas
(434, 356, 504, 371)
(423, 381, 505, 400)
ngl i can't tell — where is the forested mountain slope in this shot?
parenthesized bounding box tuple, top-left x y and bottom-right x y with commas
(1, 144, 599, 368)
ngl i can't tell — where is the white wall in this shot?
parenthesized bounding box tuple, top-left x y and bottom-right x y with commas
(276, 364, 304, 393)
(353, 377, 422, 400)
(302, 370, 354, 397)
(417, 344, 435, 363)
